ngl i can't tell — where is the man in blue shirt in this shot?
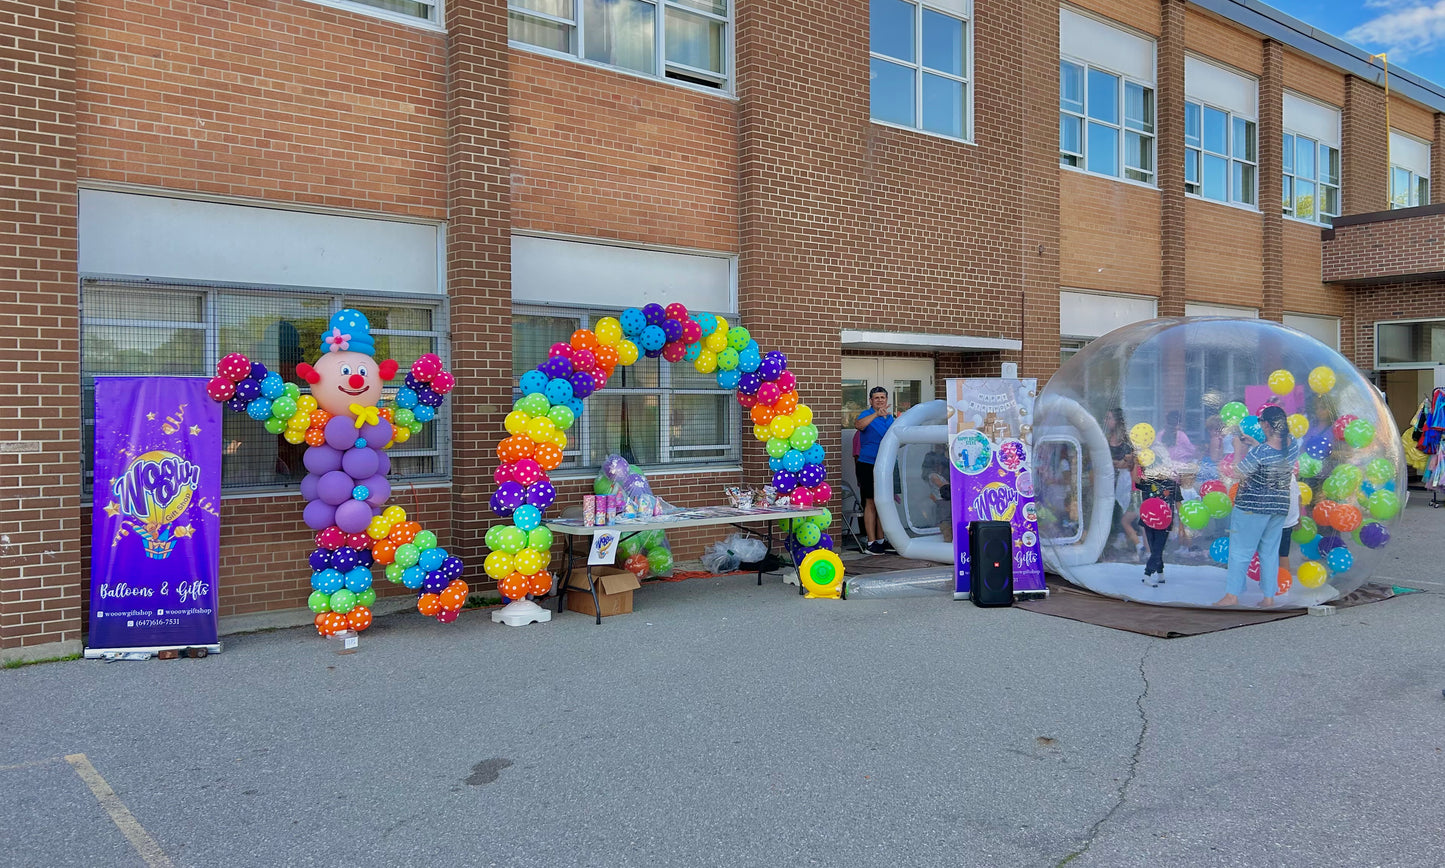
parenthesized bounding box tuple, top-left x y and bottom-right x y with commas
(854, 387, 895, 554)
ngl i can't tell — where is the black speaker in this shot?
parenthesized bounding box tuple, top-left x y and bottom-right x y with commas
(969, 520, 1014, 608)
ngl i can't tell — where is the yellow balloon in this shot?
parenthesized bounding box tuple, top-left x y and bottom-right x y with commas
(1137, 448, 1156, 467)
(484, 551, 515, 581)
(694, 349, 718, 374)
(616, 340, 640, 366)
(703, 331, 727, 353)
(552, 429, 568, 450)
(594, 316, 623, 347)
(770, 415, 796, 439)
(792, 405, 813, 426)
(287, 412, 311, 431)
(505, 410, 532, 435)
(383, 505, 407, 525)
(366, 516, 391, 540)
(1129, 423, 1156, 449)
(1297, 560, 1328, 588)
(1298, 482, 1312, 506)
(713, 316, 729, 336)
(525, 417, 556, 443)
(1287, 413, 1309, 438)
(393, 426, 412, 443)
(513, 547, 546, 575)
(1268, 369, 1295, 396)
(753, 424, 772, 442)
(296, 395, 318, 414)
(283, 429, 307, 445)
(1308, 366, 1337, 395)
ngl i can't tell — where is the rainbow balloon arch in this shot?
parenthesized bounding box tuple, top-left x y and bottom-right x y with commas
(484, 302, 845, 623)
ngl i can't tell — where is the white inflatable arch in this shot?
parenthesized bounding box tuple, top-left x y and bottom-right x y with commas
(873, 400, 953, 563)
(1034, 394, 1113, 570)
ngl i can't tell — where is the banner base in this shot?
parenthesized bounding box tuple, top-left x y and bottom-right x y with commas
(85, 643, 222, 660)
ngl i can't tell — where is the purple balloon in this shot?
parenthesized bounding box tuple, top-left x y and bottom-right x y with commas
(422, 572, 447, 594)
(738, 372, 762, 395)
(303, 444, 343, 475)
(661, 319, 684, 343)
(308, 548, 332, 571)
(376, 451, 391, 477)
(570, 371, 595, 399)
(541, 357, 573, 379)
(318, 470, 353, 506)
(342, 446, 379, 480)
(799, 463, 826, 487)
(303, 500, 337, 531)
(356, 548, 374, 568)
(772, 470, 798, 493)
(325, 416, 357, 450)
(1360, 522, 1390, 548)
(404, 372, 421, 391)
(360, 419, 392, 449)
(331, 547, 359, 573)
(526, 480, 556, 509)
(624, 474, 650, 498)
(642, 303, 665, 325)
(644, 347, 662, 359)
(441, 556, 465, 579)
(334, 499, 372, 534)
(226, 396, 249, 413)
(234, 379, 261, 403)
(492, 481, 526, 517)
(1317, 534, 1346, 554)
(604, 455, 630, 482)
(816, 532, 833, 551)
(417, 385, 444, 408)
(247, 361, 269, 381)
(300, 474, 320, 502)
(362, 475, 391, 507)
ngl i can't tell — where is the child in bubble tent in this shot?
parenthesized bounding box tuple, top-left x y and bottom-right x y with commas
(1134, 455, 1183, 587)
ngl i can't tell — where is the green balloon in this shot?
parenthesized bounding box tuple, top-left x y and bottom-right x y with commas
(1292, 518, 1318, 544)
(264, 417, 286, 434)
(794, 523, 821, 546)
(413, 530, 438, 551)
(1344, 419, 1375, 449)
(1368, 490, 1400, 520)
(484, 525, 505, 550)
(726, 326, 751, 352)
(308, 590, 332, 614)
(1321, 476, 1350, 502)
(1298, 454, 1323, 479)
(284, 382, 301, 399)
(646, 547, 674, 575)
(618, 536, 643, 559)
(810, 508, 833, 529)
(717, 348, 739, 371)
(499, 526, 527, 555)
(789, 426, 817, 451)
(1333, 465, 1362, 487)
(394, 543, 420, 568)
(329, 588, 356, 615)
(1365, 458, 1394, 486)
(593, 476, 616, 496)
(638, 530, 665, 549)
(393, 408, 416, 428)
(516, 393, 551, 416)
(356, 588, 377, 608)
(270, 396, 297, 420)
(1179, 500, 1210, 530)
(384, 562, 405, 583)
(1220, 401, 1247, 426)
(1203, 490, 1232, 518)
(528, 526, 554, 550)
(777, 518, 792, 533)
(766, 438, 791, 459)
(548, 405, 576, 430)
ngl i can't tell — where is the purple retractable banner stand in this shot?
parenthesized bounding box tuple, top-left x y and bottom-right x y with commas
(947, 378, 1047, 599)
(87, 377, 222, 657)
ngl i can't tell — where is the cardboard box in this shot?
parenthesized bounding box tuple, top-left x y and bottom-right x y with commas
(565, 566, 641, 618)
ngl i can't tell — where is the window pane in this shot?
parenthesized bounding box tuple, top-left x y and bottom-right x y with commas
(870, 0, 915, 61)
(922, 73, 964, 138)
(510, 13, 574, 52)
(665, 7, 725, 73)
(671, 393, 733, 451)
(344, 303, 436, 364)
(1418, 176, 1431, 207)
(1281, 176, 1292, 212)
(1086, 68, 1119, 124)
(1233, 118, 1256, 162)
(83, 325, 205, 375)
(1295, 137, 1316, 179)
(587, 394, 661, 466)
(1202, 107, 1227, 154)
(1202, 154, 1227, 200)
(513, 0, 573, 17)
(1086, 122, 1118, 175)
(86, 288, 204, 324)
(1060, 113, 1082, 155)
(1282, 134, 1294, 173)
(921, 9, 964, 76)
(355, 0, 435, 20)
(870, 57, 915, 127)
(1295, 179, 1316, 220)
(609, 354, 660, 389)
(1320, 145, 1339, 185)
(584, 0, 656, 74)
(1124, 82, 1152, 133)
(1185, 148, 1199, 186)
(1321, 184, 1339, 217)
(1234, 162, 1256, 205)
(1391, 167, 1411, 208)
(1060, 61, 1083, 113)
(1124, 130, 1151, 172)
(670, 0, 725, 14)
(513, 312, 578, 380)
(1185, 102, 1200, 146)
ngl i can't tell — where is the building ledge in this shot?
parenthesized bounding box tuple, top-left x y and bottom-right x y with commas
(840, 330, 1021, 353)
(1321, 206, 1445, 285)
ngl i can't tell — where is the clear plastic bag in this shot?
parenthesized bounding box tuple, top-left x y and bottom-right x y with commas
(598, 454, 675, 578)
(701, 534, 768, 575)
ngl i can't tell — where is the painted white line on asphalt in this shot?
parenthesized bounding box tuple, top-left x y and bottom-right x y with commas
(65, 753, 174, 868)
(0, 757, 64, 771)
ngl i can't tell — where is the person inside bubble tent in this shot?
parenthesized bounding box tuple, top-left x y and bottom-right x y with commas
(854, 386, 895, 555)
(1157, 409, 1196, 463)
(1104, 408, 1144, 561)
(1135, 450, 1183, 587)
(1217, 404, 1300, 608)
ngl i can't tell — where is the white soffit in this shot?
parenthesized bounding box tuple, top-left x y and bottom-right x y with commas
(1185, 55, 1257, 117)
(1060, 290, 1158, 338)
(79, 189, 443, 294)
(512, 235, 735, 313)
(1284, 313, 1341, 350)
(1390, 130, 1430, 175)
(1186, 302, 1259, 318)
(840, 330, 1021, 352)
(1060, 7, 1155, 82)
(1283, 92, 1341, 147)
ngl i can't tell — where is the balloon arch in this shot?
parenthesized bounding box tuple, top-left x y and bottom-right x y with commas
(482, 302, 842, 606)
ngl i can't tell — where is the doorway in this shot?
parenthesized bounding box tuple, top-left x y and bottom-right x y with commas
(841, 357, 935, 427)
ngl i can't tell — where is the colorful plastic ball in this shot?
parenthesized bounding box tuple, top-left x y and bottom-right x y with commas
(1202, 490, 1232, 519)
(1297, 560, 1328, 588)
(1331, 414, 1359, 441)
(645, 547, 674, 576)
(1286, 413, 1309, 439)
(1367, 490, 1400, 520)
(1128, 423, 1155, 449)
(1308, 366, 1337, 394)
(1208, 537, 1230, 564)
(1219, 402, 1247, 427)
(1343, 419, 1376, 449)
(1177, 501, 1210, 530)
(1139, 497, 1173, 530)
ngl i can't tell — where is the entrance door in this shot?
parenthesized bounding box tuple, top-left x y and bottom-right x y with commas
(840, 357, 935, 502)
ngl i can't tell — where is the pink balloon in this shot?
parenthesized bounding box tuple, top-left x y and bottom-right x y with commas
(513, 458, 544, 487)
(757, 382, 781, 405)
(548, 343, 574, 360)
(777, 371, 797, 392)
(812, 482, 832, 503)
(494, 462, 517, 484)
(435, 608, 459, 623)
(791, 489, 815, 507)
(1139, 497, 1173, 531)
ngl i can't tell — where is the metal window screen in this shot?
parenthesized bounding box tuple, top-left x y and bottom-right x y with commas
(512, 304, 741, 474)
(81, 280, 450, 493)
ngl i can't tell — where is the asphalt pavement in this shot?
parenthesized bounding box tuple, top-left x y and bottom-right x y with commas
(2, 496, 1443, 867)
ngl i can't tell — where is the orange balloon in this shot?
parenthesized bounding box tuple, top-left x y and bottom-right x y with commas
(1332, 504, 1362, 532)
(372, 540, 398, 565)
(310, 409, 333, 429)
(774, 391, 798, 414)
(526, 571, 552, 597)
(500, 572, 528, 600)
(314, 612, 329, 633)
(594, 346, 619, 369)
(304, 428, 327, 447)
(1276, 567, 1293, 594)
(323, 612, 348, 635)
(1312, 501, 1336, 529)
(534, 442, 564, 471)
(751, 404, 775, 426)
(624, 552, 649, 579)
(347, 605, 373, 631)
(417, 593, 442, 616)
(571, 329, 600, 352)
(439, 587, 466, 610)
(502, 435, 536, 462)
(1228, 482, 1239, 502)
(378, 407, 394, 422)
(447, 578, 469, 596)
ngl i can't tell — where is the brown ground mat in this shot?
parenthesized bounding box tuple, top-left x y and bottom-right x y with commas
(843, 553, 945, 575)
(1016, 575, 1412, 638)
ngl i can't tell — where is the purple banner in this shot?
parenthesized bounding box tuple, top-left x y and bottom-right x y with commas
(89, 377, 221, 652)
(947, 378, 1046, 597)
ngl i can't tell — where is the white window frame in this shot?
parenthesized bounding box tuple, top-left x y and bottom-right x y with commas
(1282, 131, 1341, 226)
(1185, 99, 1257, 208)
(507, 0, 732, 92)
(868, 0, 974, 143)
(1374, 316, 1445, 371)
(1060, 57, 1156, 186)
(304, 0, 444, 30)
(1389, 130, 1432, 209)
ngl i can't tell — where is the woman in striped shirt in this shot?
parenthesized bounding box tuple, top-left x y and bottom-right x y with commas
(1216, 405, 1300, 608)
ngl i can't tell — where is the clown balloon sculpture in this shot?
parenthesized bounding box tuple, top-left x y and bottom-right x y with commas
(483, 301, 844, 625)
(206, 309, 466, 637)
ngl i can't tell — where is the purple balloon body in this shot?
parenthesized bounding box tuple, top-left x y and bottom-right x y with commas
(376, 450, 391, 477)
(303, 444, 344, 475)
(234, 379, 261, 402)
(604, 455, 630, 481)
(799, 463, 826, 487)
(1360, 522, 1389, 548)
(334, 499, 373, 534)
(226, 396, 249, 413)
(816, 532, 833, 551)
(773, 470, 798, 492)
(317, 470, 353, 506)
(1317, 534, 1346, 554)
(738, 372, 762, 395)
(303, 500, 337, 531)
(422, 572, 447, 594)
(624, 474, 650, 497)
(642, 303, 665, 325)
(247, 361, 269, 381)
(441, 556, 464, 579)
(404, 372, 421, 391)
(360, 419, 392, 449)
(308, 548, 332, 571)
(325, 416, 356, 450)
(417, 386, 444, 408)
(526, 480, 556, 509)
(570, 371, 595, 400)
(331, 547, 359, 573)
(362, 475, 391, 506)
(492, 480, 526, 517)
(342, 446, 380, 480)
(300, 474, 319, 502)
(758, 358, 782, 381)
(661, 319, 684, 343)
(542, 357, 573, 379)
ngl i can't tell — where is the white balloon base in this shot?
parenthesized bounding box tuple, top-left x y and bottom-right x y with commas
(491, 599, 553, 627)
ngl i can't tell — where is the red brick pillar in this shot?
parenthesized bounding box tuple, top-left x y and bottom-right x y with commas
(1342, 75, 1389, 216)
(1259, 40, 1285, 322)
(0, 0, 83, 660)
(445, 2, 511, 571)
(1156, 0, 1187, 319)
(1020, 0, 1062, 381)
(1432, 112, 1444, 206)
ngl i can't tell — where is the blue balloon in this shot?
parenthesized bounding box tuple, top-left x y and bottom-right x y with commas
(519, 370, 549, 395)
(395, 387, 418, 409)
(246, 398, 273, 421)
(1303, 432, 1333, 460)
(314, 568, 345, 594)
(738, 347, 761, 372)
(683, 343, 702, 361)
(768, 456, 785, 472)
(640, 325, 667, 351)
(414, 404, 436, 423)
(567, 397, 586, 420)
(419, 548, 447, 572)
(1326, 547, 1354, 574)
(1300, 538, 1321, 560)
(512, 504, 541, 532)
(401, 565, 425, 590)
(260, 372, 286, 399)
(344, 567, 373, 593)
(783, 449, 806, 472)
(1208, 537, 1229, 564)
(694, 312, 718, 334)
(716, 370, 741, 390)
(803, 444, 826, 465)
(620, 307, 647, 337)
(1240, 415, 1263, 442)
(544, 377, 575, 405)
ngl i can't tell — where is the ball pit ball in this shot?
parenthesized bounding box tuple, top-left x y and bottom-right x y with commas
(1034, 317, 1405, 610)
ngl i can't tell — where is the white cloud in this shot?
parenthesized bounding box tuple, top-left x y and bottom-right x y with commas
(1344, 1, 1445, 63)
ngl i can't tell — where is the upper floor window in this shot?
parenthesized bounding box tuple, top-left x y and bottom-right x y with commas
(1389, 130, 1431, 209)
(869, 0, 972, 140)
(1282, 93, 1340, 226)
(1183, 57, 1257, 207)
(508, 0, 729, 90)
(1058, 9, 1156, 185)
(312, 0, 442, 26)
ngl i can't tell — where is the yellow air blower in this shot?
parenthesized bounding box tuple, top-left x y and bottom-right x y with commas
(799, 550, 845, 599)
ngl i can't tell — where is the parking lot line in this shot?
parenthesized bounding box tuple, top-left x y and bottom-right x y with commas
(64, 753, 174, 868)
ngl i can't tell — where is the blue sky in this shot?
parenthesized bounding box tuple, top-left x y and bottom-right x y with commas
(1263, 0, 1445, 88)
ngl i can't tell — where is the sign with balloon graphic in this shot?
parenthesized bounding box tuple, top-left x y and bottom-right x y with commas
(206, 309, 465, 637)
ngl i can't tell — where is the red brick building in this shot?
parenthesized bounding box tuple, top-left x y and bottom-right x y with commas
(3, 0, 1443, 660)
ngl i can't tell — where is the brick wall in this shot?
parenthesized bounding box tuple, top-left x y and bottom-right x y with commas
(1350, 278, 1445, 372)
(0, 0, 83, 655)
(1343, 75, 1389, 215)
(1059, 172, 1162, 294)
(1321, 208, 1445, 284)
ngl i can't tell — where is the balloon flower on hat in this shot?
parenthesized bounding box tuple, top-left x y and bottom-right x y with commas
(205, 309, 465, 637)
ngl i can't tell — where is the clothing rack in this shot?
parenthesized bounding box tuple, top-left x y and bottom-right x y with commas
(1413, 388, 1445, 508)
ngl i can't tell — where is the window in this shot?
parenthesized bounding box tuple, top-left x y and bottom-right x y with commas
(869, 0, 971, 140)
(81, 281, 449, 492)
(513, 304, 740, 472)
(1060, 59, 1154, 183)
(314, 0, 441, 25)
(508, 0, 729, 89)
(1375, 319, 1445, 368)
(1282, 132, 1340, 225)
(1389, 130, 1432, 209)
(1185, 102, 1256, 205)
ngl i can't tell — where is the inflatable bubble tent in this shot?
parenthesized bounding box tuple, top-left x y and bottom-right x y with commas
(1034, 317, 1406, 609)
